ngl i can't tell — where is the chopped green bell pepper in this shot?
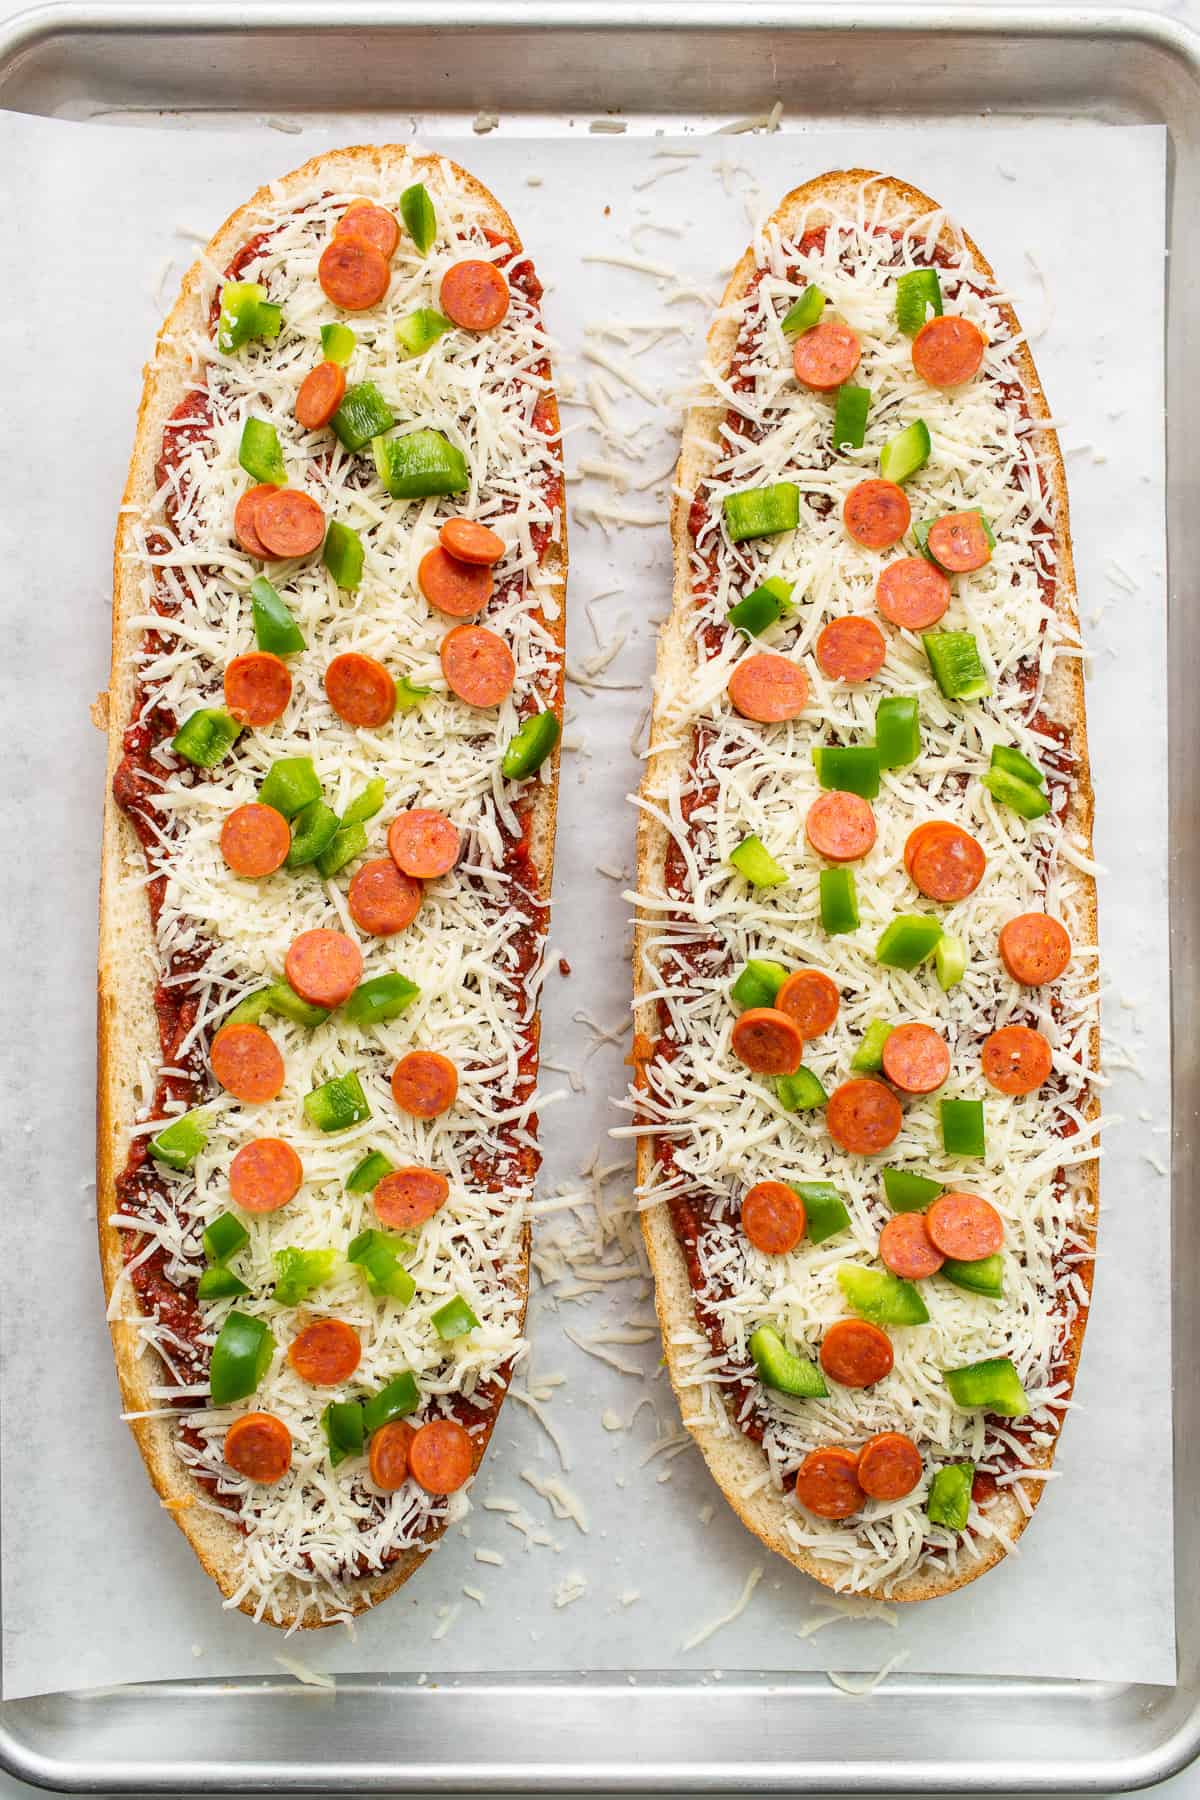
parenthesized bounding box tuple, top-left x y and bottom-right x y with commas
(990, 742, 1045, 789)
(148, 1110, 208, 1171)
(320, 322, 356, 365)
(203, 1212, 249, 1265)
(850, 1019, 893, 1073)
(730, 958, 788, 1010)
(811, 744, 880, 799)
(347, 1151, 394, 1194)
(395, 675, 433, 710)
(332, 381, 395, 452)
(895, 268, 943, 335)
(395, 308, 452, 358)
(363, 1372, 421, 1433)
(876, 914, 942, 971)
(304, 1071, 370, 1133)
(943, 1356, 1028, 1416)
(502, 710, 560, 781)
(432, 1293, 481, 1340)
(341, 972, 420, 1027)
(250, 576, 306, 655)
(172, 709, 242, 769)
(934, 932, 966, 991)
(982, 765, 1051, 821)
(348, 1228, 416, 1303)
(727, 577, 793, 636)
(943, 1253, 1004, 1299)
(315, 820, 368, 879)
(400, 182, 437, 254)
(875, 695, 921, 770)
(776, 1068, 828, 1111)
(882, 1167, 942, 1213)
(722, 482, 800, 543)
(197, 1266, 250, 1301)
(217, 282, 282, 355)
(820, 867, 859, 936)
(373, 429, 469, 498)
(322, 1399, 365, 1467)
(258, 756, 321, 819)
(879, 419, 931, 484)
(927, 1461, 973, 1531)
(923, 630, 991, 701)
(209, 1311, 274, 1406)
(272, 1246, 339, 1307)
(238, 416, 287, 487)
(286, 797, 341, 869)
(780, 285, 825, 335)
(832, 384, 870, 451)
(940, 1097, 986, 1158)
(837, 1264, 930, 1327)
(323, 520, 364, 590)
(230, 983, 329, 1029)
(729, 833, 787, 888)
(791, 1181, 850, 1244)
(342, 777, 387, 826)
(749, 1324, 827, 1397)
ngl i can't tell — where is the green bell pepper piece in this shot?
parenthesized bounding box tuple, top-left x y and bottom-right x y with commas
(432, 1294, 481, 1341)
(322, 1399, 365, 1467)
(780, 285, 825, 335)
(943, 1254, 1004, 1299)
(811, 744, 881, 799)
(875, 695, 921, 769)
(395, 676, 433, 710)
(238, 417, 287, 487)
(791, 1181, 850, 1245)
(943, 1356, 1028, 1416)
(729, 833, 787, 888)
(923, 629, 992, 701)
(730, 958, 788, 1010)
(819, 867, 859, 936)
(172, 709, 242, 769)
(148, 1110, 208, 1171)
(882, 1167, 942, 1213)
(727, 577, 794, 636)
(304, 1072, 370, 1133)
(502, 710, 560, 781)
(991, 742, 1045, 789)
(320, 322, 356, 365)
(322, 520, 364, 590)
(272, 1246, 339, 1307)
(286, 798, 341, 869)
(982, 765, 1051, 821)
(395, 308, 452, 358)
(250, 576, 306, 655)
(722, 482, 800, 543)
(895, 268, 943, 335)
(879, 419, 931, 484)
(363, 1372, 421, 1434)
(209, 1311, 275, 1406)
(217, 282, 282, 355)
(347, 1228, 416, 1303)
(341, 973, 420, 1028)
(749, 1324, 827, 1397)
(347, 1151, 394, 1194)
(927, 1461, 973, 1531)
(850, 1019, 893, 1073)
(342, 777, 387, 826)
(776, 1068, 828, 1111)
(203, 1212, 249, 1265)
(837, 1264, 930, 1326)
(373, 429, 469, 498)
(259, 756, 321, 818)
(876, 914, 942, 970)
(940, 1098, 986, 1158)
(227, 987, 272, 1026)
(197, 1266, 250, 1301)
(331, 381, 395, 453)
(934, 932, 967, 991)
(315, 820, 368, 879)
(400, 182, 437, 254)
(231, 983, 328, 1029)
(832, 384, 870, 451)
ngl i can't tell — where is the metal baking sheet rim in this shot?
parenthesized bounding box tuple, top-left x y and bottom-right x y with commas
(0, 0, 1196, 1791)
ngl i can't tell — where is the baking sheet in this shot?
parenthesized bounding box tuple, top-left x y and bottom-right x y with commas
(0, 108, 1172, 1700)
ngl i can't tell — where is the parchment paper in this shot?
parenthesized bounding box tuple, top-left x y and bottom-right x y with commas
(0, 109, 1173, 1699)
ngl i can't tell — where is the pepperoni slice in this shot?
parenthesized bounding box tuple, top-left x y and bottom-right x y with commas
(775, 968, 840, 1039)
(981, 1024, 1053, 1095)
(284, 927, 363, 1008)
(806, 790, 877, 864)
(794, 1445, 864, 1519)
(730, 1007, 804, 1076)
(387, 808, 460, 879)
(998, 913, 1071, 987)
(220, 802, 291, 878)
(418, 546, 492, 618)
(324, 652, 395, 727)
(820, 1319, 894, 1389)
(318, 237, 390, 311)
(857, 1432, 922, 1502)
(391, 1051, 459, 1119)
(875, 556, 951, 630)
(224, 1412, 293, 1484)
(224, 651, 292, 727)
(906, 821, 986, 903)
(728, 653, 809, 723)
(912, 315, 986, 388)
(287, 1318, 362, 1386)
(440, 260, 510, 331)
(254, 489, 327, 560)
(373, 1166, 450, 1228)
(844, 480, 911, 550)
(926, 1192, 1004, 1262)
(409, 1418, 475, 1494)
(347, 858, 423, 936)
(878, 1211, 944, 1280)
(229, 1137, 303, 1214)
(295, 360, 347, 431)
(369, 1419, 416, 1492)
(881, 1022, 951, 1095)
(927, 511, 992, 573)
(440, 625, 515, 707)
(210, 1023, 285, 1104)
(741, 1180, 806, 1256)
(826, 1079, 903, 1154)
(334, 201, 400, 260)
(440, 517, 506, 566)
(791, 319, 862, 392)
(234, 483, 278, 558)
(815, 615, 887, 683)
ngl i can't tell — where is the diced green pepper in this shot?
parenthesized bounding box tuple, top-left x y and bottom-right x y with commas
(320, 322, 356, 366)
(203, 1212, 249, 1265)
(304, 1072, 370, 1133)
(990, 742, 1046, 789)
(209, 1311, 275, 1406)
(395, 308, 452, 358)
(432, 1293, 481, 1340)
(923, 630, 992, 701)
(729, 834, 787, 888)
(238, 416, 287, 487)
(148, 1110, 208, 1172)
(982, 766, 1051, 821)
(943, 1254, 1004, 1299)
(341, 973, 420, 1027)
(943, 1356, 1028, 1416)
(322, 520, 364, 590)
(722, 482, 800, 544)
(400, 182, 437, 254)
(934, 932, 967, 991)
(258, 756, 321, 819)
(927, 1461, 973, 1531)
(780, 285, 825, 335)
(347, 1151, 394, 1194)
(837, 1264, 930, 1327)
(373, 429, 469, 499)
(395, 676, 433, 710)
(879, 419, 931, 484)
(217, 282, 282, 355)
(895, 268, 943, 336)
(832, 384, 870, 451)
(347, 1228, 416, 1303)
(322, 1400, 365, 1467)
(286, 798, 342, 869)
(251, 983, 329, 1029)
(940, 1097, 986, 1158)
(791, 1181, 850, 1245)
(502, 709, 560, 781)
(227, 987, 272, 1026)
(363, 1372, 421, 1434)
(749, 1324, 827, 1397)
(332, 382, 396, 453)
(875, 695, 921, 770)
(197, 1266, 250, 1301)
(730, 959, 788, 1010)
(850, 1019, 893, 1073)
(272, 1246, 339, 1307)
(727, 577, 794, 636)
(882, 1167, 942, 1214)
(250, 576, 306, 655)
(811, 744, 880, 799)
(315, 821, 368, 879)
(342, 778, 386, 827)
(819, 867, 859, 936)
(172, 709, 242, 769)
(876, 914, 942, 971)
(775, 1068, 828, 1111)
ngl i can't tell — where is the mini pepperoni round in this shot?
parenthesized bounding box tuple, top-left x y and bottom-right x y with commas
(409, 1418, 475, 1495)
(234, 483, 278, 557)
(998, 913, 1071, 987)
(254, 489, 327, 560)
(730, 1007, 804, 1076)
(906, 821, 986, 903)
(284, 927, 363, 1008)
(374, 1166, 450, 1228)
(857, 1431, 923, 1502)
(775, 968, 840, 1040)
(287, 1318, 362, 1387)
(229, 1137, 303, 1214)
(815, 615, 887, 683)
(440, 259, 510, 331)
(881, 1022, 951, 1095)
(875, 556, 951, 630)
(334, 201, 400, 259)
(418, 545, 492, 618)
(225, 1413, 292, 1484)
(741, 1180, 806, 1256)
(440, 517, 506, 566)
(440, 625, 516, 707)
(325, 652, 395, 728)
(369, 1419, 416, 1492)
(794, 1445, 864, 1519)
(791, 319, 862, 392)
(806, 790, 877, 864)
(346, 859, 422, 937)
(820, 1319, 895, 1389)
(879, 1211, 944, 1280)
(826, 1079, 903, 1155)
(728, 653, 809, 723)
(318, 236, 390, 311)
(912, 314, 986, 388)
(844, 479, 911, 550)
(224, 652, 292, 727)
(927, 510, 992, 573)
(387, 808, 460, 879)
(295, 360, 347, 431)
(210, 1023, 285, 1104)
(391, 1051, 459, 1119)
(220, 802, 291, 878)
(981, 1024, 1053, 1095)
(926, 1192, 1004, 1262)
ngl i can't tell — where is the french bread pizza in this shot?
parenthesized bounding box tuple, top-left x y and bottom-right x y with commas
(632, 170, 1098, 1599)
(99, 147, 564, 1627)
